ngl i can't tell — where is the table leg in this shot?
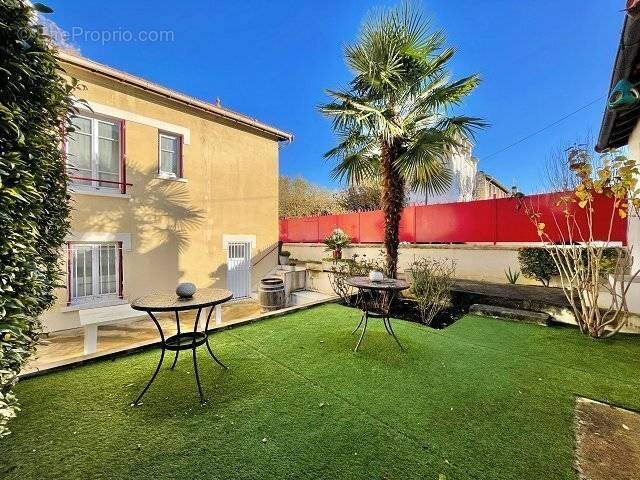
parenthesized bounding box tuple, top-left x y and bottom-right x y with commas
(132, 311, 166, 406)
(192, 308, 206, 405)
(386, 316, 404, 351)
(170, 310, 181, 369)
(352, 312, 365, 334)
(203, 303, 228, 369)
(354, 312, 368, 352)
(383, 316, 392, 335)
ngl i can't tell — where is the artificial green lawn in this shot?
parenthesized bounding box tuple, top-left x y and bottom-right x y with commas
(2, 304, 640, 480)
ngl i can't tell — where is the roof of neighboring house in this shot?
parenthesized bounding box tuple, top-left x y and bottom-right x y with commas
(477, 171, 510, 193)
(596, 13, 640, 152)
(57, 52, 293, 142)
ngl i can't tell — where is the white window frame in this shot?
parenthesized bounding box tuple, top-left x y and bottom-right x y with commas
(68, 242, 121, 306)
(66, 113, 122, 191)
(158, 132, 182, 178)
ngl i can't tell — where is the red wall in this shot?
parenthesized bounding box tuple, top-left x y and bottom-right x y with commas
(280, 192, 628, 245)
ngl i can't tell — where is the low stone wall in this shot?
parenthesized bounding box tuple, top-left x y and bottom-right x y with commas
(284, 243, 545, 286)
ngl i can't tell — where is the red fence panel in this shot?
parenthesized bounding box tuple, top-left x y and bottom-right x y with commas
(279, 192, 628, 245)
(318, 215, 338, 242)
(285, 216, 320, 243)
(337, 212, 360, 243)
(359, 210, 385, 243)
(414, 199, 495, 243)
(399, 206, 416, 242)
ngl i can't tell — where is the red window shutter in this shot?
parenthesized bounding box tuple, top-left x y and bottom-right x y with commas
(119, 120, 127, 194)
(66, 242, 72, 305)
(179, 135, 184, 178)
(117, 241, 124, 299)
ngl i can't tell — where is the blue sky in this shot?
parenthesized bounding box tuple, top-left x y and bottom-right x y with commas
(46, 0, 623, 193)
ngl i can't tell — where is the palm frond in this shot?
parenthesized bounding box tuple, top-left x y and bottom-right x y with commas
(394, 128, 453, 196)
(435, 115, 489, 141)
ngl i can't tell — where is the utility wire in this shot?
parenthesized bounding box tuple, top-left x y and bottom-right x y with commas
(482, 95, 606, 161)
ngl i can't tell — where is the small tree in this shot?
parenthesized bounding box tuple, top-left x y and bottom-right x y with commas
(525, 147, 639, 338)
(279, 176, 340, 218)
(323, 228, 351, 260)
(0, 1, 76, 435)
(336, 183, 383, 212)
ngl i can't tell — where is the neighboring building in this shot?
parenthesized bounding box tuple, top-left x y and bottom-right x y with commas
(406, 137, 479, 204)
(406, 138, 511, 204)
(473, 171, 511, 200)
(596, 5, 640, 276)
(45, 53, 292, 332)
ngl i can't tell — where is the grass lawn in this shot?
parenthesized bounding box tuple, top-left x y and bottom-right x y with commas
(3, 303, 640, 480)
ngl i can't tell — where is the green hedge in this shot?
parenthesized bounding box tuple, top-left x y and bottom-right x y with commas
(518, 247, 625, 287)
(0, 1, 75, 436)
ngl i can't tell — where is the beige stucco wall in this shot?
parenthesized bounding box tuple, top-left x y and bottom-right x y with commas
(44, 62, 282, 332)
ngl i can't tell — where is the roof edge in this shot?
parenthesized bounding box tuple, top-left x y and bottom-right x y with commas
(596, 14, 637, 152)
(57, 52, 293, 142)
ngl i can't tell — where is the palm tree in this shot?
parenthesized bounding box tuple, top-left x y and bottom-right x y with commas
(320, 3, 485, 278)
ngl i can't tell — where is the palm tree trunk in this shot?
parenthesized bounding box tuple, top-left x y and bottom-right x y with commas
(380, 139, 404, 278)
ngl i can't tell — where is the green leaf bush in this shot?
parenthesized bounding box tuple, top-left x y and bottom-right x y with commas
(0, 1, 75, 436)
(517, 247, 624, 287)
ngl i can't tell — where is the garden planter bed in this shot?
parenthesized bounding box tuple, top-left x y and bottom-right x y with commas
(370, 279, 572, 329)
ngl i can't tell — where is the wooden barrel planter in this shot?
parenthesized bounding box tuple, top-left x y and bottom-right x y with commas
(259, 277, 286, 311)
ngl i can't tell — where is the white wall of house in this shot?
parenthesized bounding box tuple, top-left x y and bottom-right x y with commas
(627, 122, 640, 274)
(406, 140, 478, 204)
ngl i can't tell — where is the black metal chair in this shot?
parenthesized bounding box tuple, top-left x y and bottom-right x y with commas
(352, 288, 403, 352)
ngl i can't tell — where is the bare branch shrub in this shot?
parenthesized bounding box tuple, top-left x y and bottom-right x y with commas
(408, 258, 456, 325)
(526, 147, 639, 338)
(327, 254, 384, 305)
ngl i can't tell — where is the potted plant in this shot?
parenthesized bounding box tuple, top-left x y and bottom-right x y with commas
(323, 228, 351, 261)
(279, 250, 291, 265)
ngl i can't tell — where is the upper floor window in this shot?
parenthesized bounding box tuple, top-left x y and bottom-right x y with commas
(158, 132, 183, 178)
(66, 114, 124, 192)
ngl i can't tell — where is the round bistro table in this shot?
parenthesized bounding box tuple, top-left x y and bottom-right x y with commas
(130, 288, 233, 406)
(345, 277, 409, 352)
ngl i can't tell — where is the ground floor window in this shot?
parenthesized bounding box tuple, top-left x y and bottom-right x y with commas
(67, 242, 123, 305)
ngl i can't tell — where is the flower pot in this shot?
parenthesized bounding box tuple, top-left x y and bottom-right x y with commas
(279, 255, 289, 265)
(333, 248, 342, 260)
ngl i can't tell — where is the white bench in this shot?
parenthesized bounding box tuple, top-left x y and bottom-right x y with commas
(78, 304, 146, 355)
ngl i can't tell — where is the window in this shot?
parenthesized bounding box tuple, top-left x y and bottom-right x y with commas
(158, 132, 182, 178)
(68, 243, 122, 305)
(66, 114, 123, 191)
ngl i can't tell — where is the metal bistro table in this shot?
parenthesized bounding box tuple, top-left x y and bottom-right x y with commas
(346, 276, 409, 352)
(130, 288, 233, 406)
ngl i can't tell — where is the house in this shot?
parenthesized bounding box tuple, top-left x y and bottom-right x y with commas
(45, 52, 292, 332)
(473, 171, 511, 200)
(406, 138, 510, 204)
(596, 2, 640, 293)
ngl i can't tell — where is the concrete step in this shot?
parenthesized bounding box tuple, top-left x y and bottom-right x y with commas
(469, 304, 551, 325)
(290, 290, 332, 306)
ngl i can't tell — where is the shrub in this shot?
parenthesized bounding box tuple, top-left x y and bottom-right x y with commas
(327, 254, 384, 305)
(280, 250, 291, 257)
(518, 248, 558, 287)
(0, 1, 75, 435)
(409, 258, 455, 326)
(518, 247, 625, 287)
